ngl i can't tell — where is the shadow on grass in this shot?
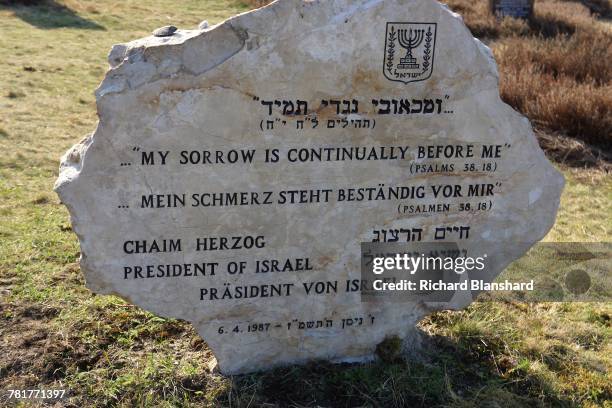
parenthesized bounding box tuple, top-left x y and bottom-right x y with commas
(527, 13, 577, 38)
(0, 0, 104, 30)
(215, 333, 574, 407)
(471, 13, 579, 41)
(562, 0, 612, 18)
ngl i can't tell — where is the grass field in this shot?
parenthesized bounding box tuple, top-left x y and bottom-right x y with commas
(0, 0, 610, 406)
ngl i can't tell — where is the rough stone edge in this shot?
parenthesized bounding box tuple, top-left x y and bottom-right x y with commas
(53, 0, 565, 369)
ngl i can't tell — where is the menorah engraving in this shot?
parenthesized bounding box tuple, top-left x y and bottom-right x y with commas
(397, 28, 425, 69)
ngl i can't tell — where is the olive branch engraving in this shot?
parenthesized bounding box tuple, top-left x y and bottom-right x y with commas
(386, 26, 396, 74)
(422, 26, 433, 73)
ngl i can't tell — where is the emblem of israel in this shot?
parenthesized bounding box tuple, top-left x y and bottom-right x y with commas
(383, 22, 437, 84)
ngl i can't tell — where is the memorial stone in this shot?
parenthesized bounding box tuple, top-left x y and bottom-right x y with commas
(55, 0, 563, 374)
(490, 0, 534, 19)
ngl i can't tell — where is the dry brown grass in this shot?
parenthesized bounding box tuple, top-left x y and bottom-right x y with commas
(536, 130, 610, 168)
(451, 0, 606, 38)
(498, 42, 611, 146)
(446, 0, 612, 164)
(571, 0, 612, 16)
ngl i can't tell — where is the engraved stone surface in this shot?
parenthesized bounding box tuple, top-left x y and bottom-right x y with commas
(55, 0, 564, 374)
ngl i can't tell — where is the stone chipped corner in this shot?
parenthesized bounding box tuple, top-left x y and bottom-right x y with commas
(54, 133, 93, 195)
(474, 38, 499, 83)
